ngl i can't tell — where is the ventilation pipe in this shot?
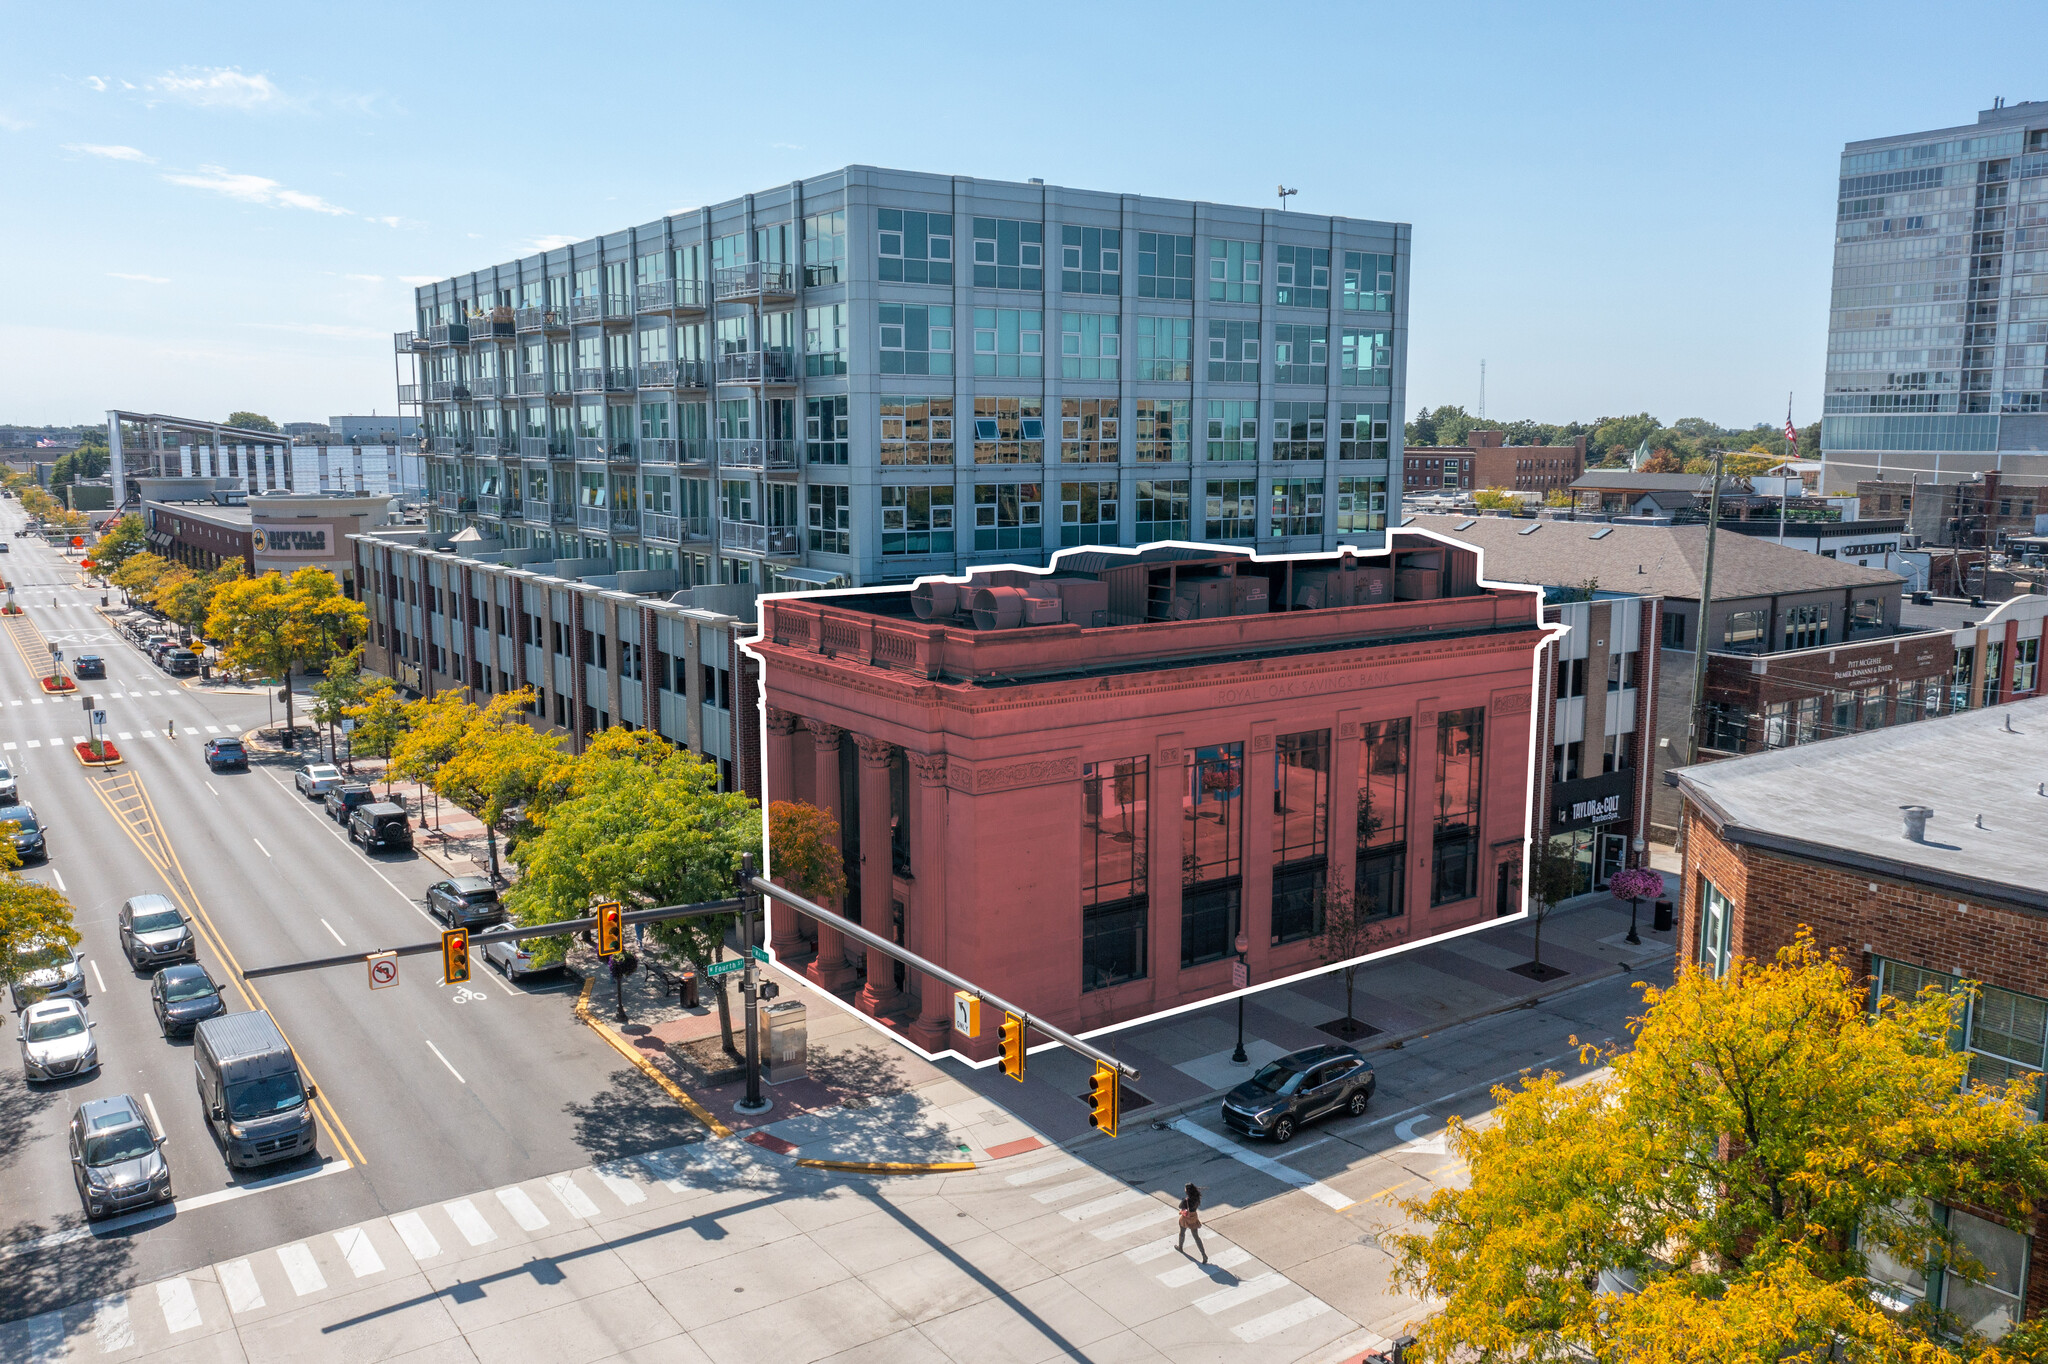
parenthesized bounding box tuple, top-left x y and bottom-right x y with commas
(1901, 805, 1933, 842)
(911, 580, 965, 620)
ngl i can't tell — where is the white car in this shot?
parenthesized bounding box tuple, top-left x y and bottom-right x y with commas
(0, 761, 17, 803)
(483, 934, 565, 981)
(294, 764, 344, 799)
(19, 998, 97, 1083)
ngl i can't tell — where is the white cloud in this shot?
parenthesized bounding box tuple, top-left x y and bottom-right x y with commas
(770, 141, 804, 152)
(0, 112, 30, 133)
(107, 272, 170, 284)
(149, 67, 281, 111)
(84, 76, 106, 92)
(364, 215, 403, 228)
(65, 142, 154, 163)
(343, 273, 384, 283)
(398, 275, 440, 286)
(161, 164, 349, 215)
(526, 234, 576, 252)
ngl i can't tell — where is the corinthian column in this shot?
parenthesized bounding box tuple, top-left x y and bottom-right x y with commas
(763, 709, 806, 958)
(854, 736, 902, 1015)
(804, 720, 858, 990)
(906, 751, 953, 1050)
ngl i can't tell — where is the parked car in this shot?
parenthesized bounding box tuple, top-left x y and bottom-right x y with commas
(483, 934, 563, 981)
(10, 937, 86, 1012)
(426, 876, 507, 930)
(324, 782, 376, 825)
(1219, 1044, 1376, 1143)
(70, 1092, 172, 1218)
(349, 802, 412, 852)
(294, 764, 344, 799)
(204, 737, 248, 772)
(119, 894, 196, 972)
(194, 1011, 316, 1169)
(18, 997, 98, 1082)
(0, 801, 48, 861)
(74, 654, 105, 679)
(163, 649, 200, 676)
(0, 761, 18, 803)
(151, 963, 226, 1038)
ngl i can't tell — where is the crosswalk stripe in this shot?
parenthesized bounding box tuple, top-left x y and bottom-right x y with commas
(1091, 1203, 1180, 1241)
(1004, 1160, 1080, 1186)
(278, 1242, 326, 1296)
(1124, 1237, 1182, 1265)
(334, 1227, 383, 1277)
(157, 1277, 202, 1333)
(227, 723, 241, 732)
(389, 1212, 440, 1261)
(635, 1149, 689, 1192)
(1158, 1245, 1252, 1287)
(2, 743, 12, 751)
(118, 732, 131, 739)
(591, 1161, 647, 1205)
(495, 1186, 550, 1232)
(1061, 1189, 1146, 1222)
(205, 725, 220, 733)
(17, 1309, 60, 1360)
(1232, 1297, 1334, 1342)
(443, 1198, 497, 1246)
(90, 1295, 133, 1352)
(24, 740, 37, 748)
(220, 1258, 265, 1313)
(1194, 1272, 1290, 1316)
(546, 1173, 601, 1219)
(1032, 1175, 1110, 1204)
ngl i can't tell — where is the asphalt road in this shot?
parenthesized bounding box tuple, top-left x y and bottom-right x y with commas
(0, 514, 704, 1323)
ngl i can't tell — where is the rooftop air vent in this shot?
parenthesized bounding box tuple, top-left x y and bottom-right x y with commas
(1589, 527, 1614, 540)
(1901, 805, 1933, 842)
(911, 580, 965, 620)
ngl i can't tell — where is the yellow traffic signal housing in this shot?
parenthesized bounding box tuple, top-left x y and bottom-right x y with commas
(1087, 1062, 1119, 1137)
(595, 901, 622, 957)
(441, 928, 470, 984)
(1000, 1012, 1026, 1082)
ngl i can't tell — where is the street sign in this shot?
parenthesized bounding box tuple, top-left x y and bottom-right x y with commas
(1231, 959, 1249, 991)
(748, 946, 768, 963)
(81, 696, 95, 711)
(368, 953, 398, 990)
(954, 990, 981, 1038)
(704, 958, 746, 978)
(91, 710, 106, 726)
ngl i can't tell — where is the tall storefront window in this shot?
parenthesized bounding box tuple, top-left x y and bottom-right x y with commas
(1181, 743, 1244, 967)
(1270, 731, 1329, 945)
(1431, 708, 1483, 906)
(1081, 758, 1149, 992)
(1357, 718, 1409, 920)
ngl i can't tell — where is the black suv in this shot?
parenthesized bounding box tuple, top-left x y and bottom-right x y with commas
(1220, 1044, 1375, 1143)
(349, 802, 412, 852)
(426, 876, 507, 930)
(163, 649, 200, 676)
(324, 783, 376, 824)
(74, 655, 105, 679)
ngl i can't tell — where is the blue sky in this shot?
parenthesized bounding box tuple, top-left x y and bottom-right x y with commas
(7, 1, 2047, 430)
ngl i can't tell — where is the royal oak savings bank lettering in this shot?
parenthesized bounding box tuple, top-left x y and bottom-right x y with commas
(253, 525, 332, 555)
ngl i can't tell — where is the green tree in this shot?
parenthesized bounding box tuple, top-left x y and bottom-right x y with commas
(51, 445, 108, 486)
(92, 514, 146, 575)
(388, 690, 476, 792)
(1543, 487, 1575, 508)
(345, 678, 412, 794)
(110, 551, 176, 603)
(162, 562, 241, 639)
(1522, 834, 1579, 976)
(1311, 884, 1400, 1037)
(1392, 935, 2048, 1363)
(207, 567, 366, 739)
(311, 647, 366, 768)
(1591, 412, 1661, 462)
(226, 412, 279, 433)
(430, 689, 569, 880)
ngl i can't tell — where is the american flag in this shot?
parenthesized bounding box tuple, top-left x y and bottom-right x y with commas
(1784, 406, 1797, 452)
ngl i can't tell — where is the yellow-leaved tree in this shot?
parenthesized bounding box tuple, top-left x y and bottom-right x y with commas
(429, 688, 569, 880)
(1472, 486, 1520, 511)
(1392, 934, 2048, 1362)
(208, 567, 366, 741)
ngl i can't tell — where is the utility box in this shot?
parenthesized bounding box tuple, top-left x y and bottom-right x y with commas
(762, 999, 807, 1083)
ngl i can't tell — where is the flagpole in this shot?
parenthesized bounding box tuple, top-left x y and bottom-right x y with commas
(1780, 392, 1793, 542)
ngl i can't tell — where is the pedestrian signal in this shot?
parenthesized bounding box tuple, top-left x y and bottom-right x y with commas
(441, 928, 470, 984)
(1087, 1062, 1119, 1137)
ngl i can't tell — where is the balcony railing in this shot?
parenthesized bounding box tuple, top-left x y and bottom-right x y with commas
(639, 360, 675, 388)
(427, 322, 469, 347)
(522, 499, 552, 523)
(394, 331, 426, 353)
(641, 512, 681, 542)
(436, 490, 463, 510)
(676, 359, 708, 389)
(767, 528, 801, 556)
(424, 436, 471, 454)
(573, 436, 608, 461)
(477, 495, 504, 516)
(398, 384, 420, 404)
(716, 439, 799, 469)
(570, 297, 604, 323)
(719, 519, 766, 553)
(714, 349, 797, 385)
(572, 368, 604, 393)
(712, 263, 798, 300)
(604, 366, 634, 391)
(519, 437, 563, 459)
(515, 308, 547, 332)
(541, 309, 572, 332)
(514, 373, 547, 397)
(553, 505, 576, 526)
(641, 437, 677, 463)
(635, 279, 708, 312)
(606, 440, 636, 463)
(468, 313, 515, 341)
(576, 505, 609, 530)
(471, 376, 506, 398)
(474, 437, 502, 457)
(429, 380, 473, 402)
(610, 509, 641, 534)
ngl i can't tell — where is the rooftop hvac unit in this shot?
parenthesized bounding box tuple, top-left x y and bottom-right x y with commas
(970, 585, 1029, 630)
(1231, 577, 1270, 616)
(911, 580, 967, 620)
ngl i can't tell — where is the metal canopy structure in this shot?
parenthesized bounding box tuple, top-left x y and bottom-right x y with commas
(104, 409, 293, 508)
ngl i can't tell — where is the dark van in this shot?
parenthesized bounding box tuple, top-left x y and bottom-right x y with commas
(349, 802, 412, 852)
(193, 1011, 317, 1168)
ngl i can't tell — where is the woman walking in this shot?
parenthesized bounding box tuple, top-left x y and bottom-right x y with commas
(1176, 1182, 1206, 1262)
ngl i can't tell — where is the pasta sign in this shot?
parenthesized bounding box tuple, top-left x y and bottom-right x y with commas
(252, 524, 333, 557)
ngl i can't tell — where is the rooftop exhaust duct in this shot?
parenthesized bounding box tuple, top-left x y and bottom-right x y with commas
(1901, 805, 1933, 842)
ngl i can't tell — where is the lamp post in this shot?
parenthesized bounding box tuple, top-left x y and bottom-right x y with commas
(1628, 837, 1646, 945)
(1231, 931, 1250, 1064)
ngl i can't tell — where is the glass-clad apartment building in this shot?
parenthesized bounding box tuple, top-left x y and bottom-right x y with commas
(396, 166, 1410, 588)
(1822, 101, 2048, 493)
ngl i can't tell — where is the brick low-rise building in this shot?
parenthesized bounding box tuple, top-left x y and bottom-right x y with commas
(747, 534, 1554, 1049)
(1670, 695, 2048, 1337)
(1404, 428, 1586, 498)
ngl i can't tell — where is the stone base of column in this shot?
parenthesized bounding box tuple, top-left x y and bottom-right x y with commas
(906, 977, 952, 1050)
(855, 981, 903, 1017)
(805, 929, 859, 990)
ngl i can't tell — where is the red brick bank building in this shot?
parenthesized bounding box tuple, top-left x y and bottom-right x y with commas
(748, 535, 1553, 1052)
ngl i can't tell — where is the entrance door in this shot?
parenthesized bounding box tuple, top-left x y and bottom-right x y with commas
(1596, 833, 1626, 890)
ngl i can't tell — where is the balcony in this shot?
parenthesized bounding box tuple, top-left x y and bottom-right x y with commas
(477, 495, 504, 516)
(676, 359, 709, 390)
(475, 436, 502, 457)
(768, 528, 801, 556)
(514, 373, 547, 397)
(522, 499, 552, 523)
(572, 368, 604, 393)
(541, 309, 572, 333)
(570, 297, 604, 324)
(716, 439, 799, 469)
(424, 436, 471, 454)
(398, 383, 420, 404)
(471, 376, 506, 398)
(714, 349, 797, 385)
(719, 519, 766, 553)
(394, 331, 426, 353)
(635, 278, 708, 313)
(515, 308, 548, 332)
(427, 321, 469, 347)
(429, 381, 473, 402)
(519, 436, 564, 459)
(639, 360, 675, 388)
(553, 505, 577, 526)
(610, 509, 641, 534)
(713, 263, 798, 301)
(604, 366, 634, 391)
(469, 311, 516, 342)
(576, 505, 609, 531)
(573, 436, 608, 461)
(640, 438, 710, 466)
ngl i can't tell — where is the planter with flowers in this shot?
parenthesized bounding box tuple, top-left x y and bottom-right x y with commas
(39, 674, 75, 694)
(76, 739, 122, 767)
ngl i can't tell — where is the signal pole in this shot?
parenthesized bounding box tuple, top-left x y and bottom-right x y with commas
(735, 855, 771, 1115)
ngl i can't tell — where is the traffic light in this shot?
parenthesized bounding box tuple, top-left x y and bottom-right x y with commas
(1000, 1012, 1026, 1082)
(441, 928, 470, 984)
(1087, 1062, 1119, 1137)
(595, 901, 622, 957)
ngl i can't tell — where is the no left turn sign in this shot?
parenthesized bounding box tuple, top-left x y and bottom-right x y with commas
(368, 953, 399, 990)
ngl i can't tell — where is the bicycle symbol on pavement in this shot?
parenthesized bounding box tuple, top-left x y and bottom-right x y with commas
(449, 986, 489, 1005)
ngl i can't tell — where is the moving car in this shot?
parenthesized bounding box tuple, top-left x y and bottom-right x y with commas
(163, 648, 200, 676)
(118, 894, 197, 972)
(1220, 1044, 1376, 1143)
(194, 1011, 317, 1168)
(18, 998, 98, 1082)
(0, 761, 18, 803)
(203, 737, 248, 772)
(324, 782, 376, 825)
(294, 764, 344, 799)
(349, 802, 412, 852)
(10, 937, 85, 1011)
(151, 963, 226, 1038)
(0, 801, 49, 861)
(74, 654, 105, 679)
(483, 935, 563, 981)
(426, 876, 506, 930)
(70, 1093, 172, 1219)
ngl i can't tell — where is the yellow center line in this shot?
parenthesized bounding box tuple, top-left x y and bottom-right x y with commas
(86, 769, 368, 1168)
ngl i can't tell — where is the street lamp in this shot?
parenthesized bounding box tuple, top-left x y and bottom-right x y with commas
(1231, 931, 1250, 1064)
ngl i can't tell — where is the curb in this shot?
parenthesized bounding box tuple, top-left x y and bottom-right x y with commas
(794, 1158, 978, 1175)
(573, 978, 734, 1139)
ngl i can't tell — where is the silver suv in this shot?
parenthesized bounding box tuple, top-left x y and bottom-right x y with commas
(119, 895, 196, 971)
(20, 998, 98, 1082)
(69, 1093, 172, 1219)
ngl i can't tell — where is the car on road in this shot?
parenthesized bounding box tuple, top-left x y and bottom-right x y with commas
(0, 801, 49, 861)
(118, 894, 197, 972)
(204, 737, 248, 772)
(163, 648, 200, 676)
(1219, 1044, 1376, 1143)
(18, 997, 98, 1082)
(294, 763, 344, 799)
(194, 1011, 316, 1169)
(483, 934, 563, 981)
(69, 1093, 172, 1219)
(0, 761, 18, 803)
(10, 937, 86, 1012)
(427, 876, 507, 930)
(324, 782, 376, 825)
(151, 963, 226, 1038)
(74, 654, 105, 679)
(349, 802, 413, 852)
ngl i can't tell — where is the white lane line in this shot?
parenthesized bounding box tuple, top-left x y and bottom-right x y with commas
(89, 957, 105, 992)
(182, 726, 197, 735)
(1194, 1271, 1290, 1315)
(203, 780, 216, 795)
(591, 1160, 649, 1205)
(494, 1186, 550, 1232)
(389, 1211, 440, 1261)
(1091, 1203, 1180, 1241)
(442, 1198, 497, 1246)
(90, 1295, 133, 1352)
(1032, 1175, 1111, 1204)
(425, 1039, 466, 1083)
(1060, 1189, 1147, 1222)
(1004, 1160, 1081, 1186)
(546, 1173, 601, 1220)
(334, 1226, 384, 1277)
(49, 868, 63, 893)
(259, 766, 453, 936)
(1271, 1136, 1332, 1162)
(1159, 1245, 1253, 1287)
(277, 1242, 325, 1295)
(129, 691, 143, 698)
(143, 1092, 163, 1137)
(219, 1258, 265, 1313)
(1169, 1118, 1354, 1211)
(1234, 1297, 1335, 1342)
(252, 839, 270, 858)
(157, 1277, 202, 1333)
(28, 698, 39, 706)
(320, 918, 346, 946)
